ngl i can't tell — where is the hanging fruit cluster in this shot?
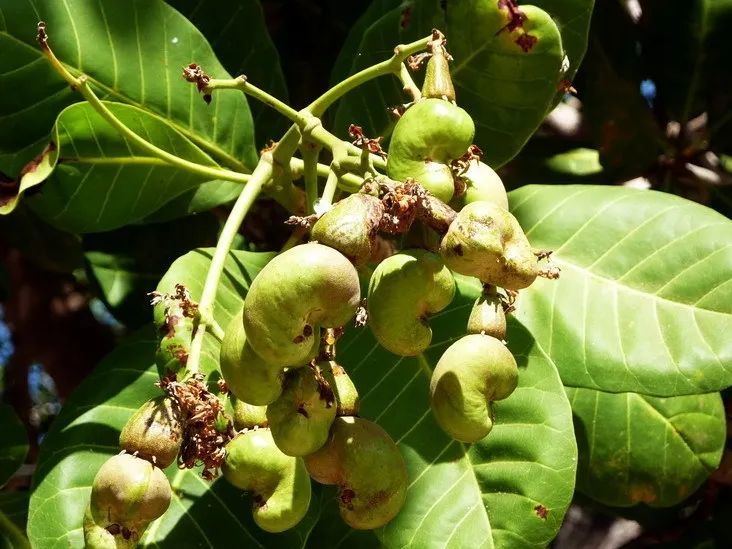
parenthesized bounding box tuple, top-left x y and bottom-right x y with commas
(84, 29, 557, 546)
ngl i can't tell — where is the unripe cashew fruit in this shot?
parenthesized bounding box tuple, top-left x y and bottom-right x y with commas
(155, 310, 193, 375)
(89, 453, 171, 541)
(310, 194, 385, 267)
(267, 365, 337, 456)
(367, 249, 455, 356)
(387, 98, 475, 203)
(430, 334, 518, 443)
(223, 428, 311, 533)
(440, 201, 538, 290)
(319, 360, 360, 416)
(466, 286, 507, 340)
(232, 398, 268, 430)
(305, 416, 408, 530)
(83, 506, 138, 549)
(242, 243, 361, 366)
(119, 396, 183, 469)
(452, 161, 508, 211)
(221, 310, 311, 405)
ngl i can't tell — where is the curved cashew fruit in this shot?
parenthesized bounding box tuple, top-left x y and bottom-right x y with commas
(387, 98, 475, 203)
(440, 201, 538, 290)
(466, 286, 507, 340)
(430, 334, 518, 443)
(88, 453, 171, 543)
(453, 161, 508, 211)
(310, 194, 385, 267)
(232, 398, 268, 430)
(305, 416, 408, 530)
(367, 249, 455, 356)
(242, 243, 361, 366)
(155, 311, 193, 375)
(319, 360, 360, 416)
(222, 428, 311, 533)
(220, 309, 311, 405)
(267, 365, 337, 456)
(119, 396, 183, 469)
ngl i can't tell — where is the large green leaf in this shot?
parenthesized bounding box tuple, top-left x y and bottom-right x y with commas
(315, 280, 578, 548)
(167, 0, 290, 147)
(26, 328, 321, 548)
(0, 0, 257, 171)
(334, 0, 571, 167)
(511, 185, 732, 396)
(18, 101, 235, 231)
(83, 213, 220, 327)
(0, 404, 28, 488)
(569, 388, 725, 507)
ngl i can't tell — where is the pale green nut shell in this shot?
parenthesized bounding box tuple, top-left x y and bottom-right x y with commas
(232, 398, 269, 430)
(453, 161, 508, 211)
(310, 194, 385, 267)
(242, 243, 361, 366)
(367, 249, 455, 356)
(89, 453, 171, 535)
(220, 310, 305, 406)
(267, 366, 337, 456)
(387, 98, 475, 203)
(440, 201, 538, 290)
(430, 334, 518, 443)
(466, 286, 507, 340)
(223, 428, 312, 533)
(83, 506, 138, 548)
(318, 360, 360, 416)
(119, 396, 183, 469)
(304, 416, 408, 530)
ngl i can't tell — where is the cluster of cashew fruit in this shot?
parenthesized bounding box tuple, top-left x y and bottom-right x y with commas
(83, 30, 556, 545)
(220, 242, 408, 532)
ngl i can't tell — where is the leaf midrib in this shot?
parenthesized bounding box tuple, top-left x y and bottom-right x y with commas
(0, 31, 250, 173)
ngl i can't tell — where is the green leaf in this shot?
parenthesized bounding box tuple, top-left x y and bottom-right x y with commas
(334, 0, 567, 167)
(26, 328, 320, 548)
(511, 185, 732, 396)
(0, 405, 28, 488)
(83, 214, 221, 328)
(569, 387, 725, 507)
(167, 0, 290, 147)
(0, 492, 30, 549)
(21, 101, 233, 231)
(319, 278, 577, 548)
(575, 0, 663, 178)
(0, 0, 257, 172)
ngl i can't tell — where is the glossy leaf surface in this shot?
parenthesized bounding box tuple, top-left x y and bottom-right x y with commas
(511, 185, 732, 396)
(569, 387, 724, 507)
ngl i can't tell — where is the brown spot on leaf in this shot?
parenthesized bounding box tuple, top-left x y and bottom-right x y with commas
(534, 504, 548, 520)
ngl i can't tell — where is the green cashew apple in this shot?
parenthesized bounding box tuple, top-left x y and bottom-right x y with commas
(242, 243, 361, 367)
(367, 249, 455, 356)
(453, 161, 508, 211)
(267, 365, 337, 456)
(305, 416, 408, 530)
(430, 334, 518, 443)
(221, 310, 312, 405)
(232, 398, 268, 430)
(119, 396, 183, 469)
(440, 201, 538, 290)
(319, 360, 360, 416)
(89, 453, 171, 541)
(310, 193, 385, 267)
(223, 428, 311, 533)
(155, 310, 193, 375)
(466, 286, 507, 340)
(387, 98, 475, 203)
